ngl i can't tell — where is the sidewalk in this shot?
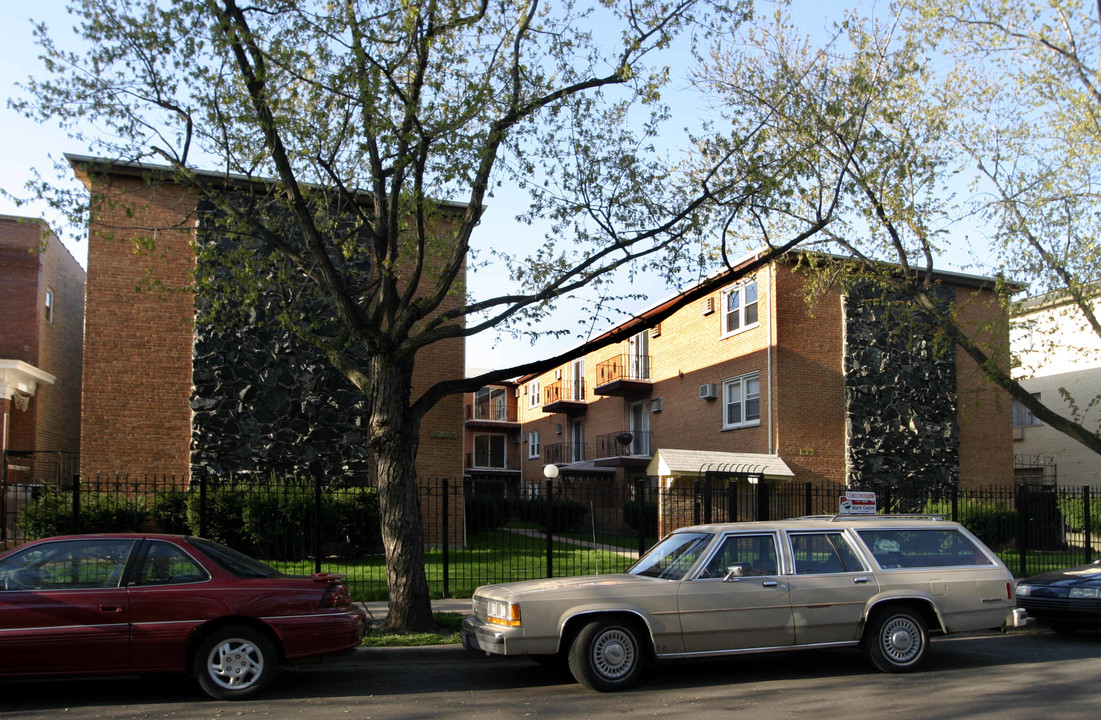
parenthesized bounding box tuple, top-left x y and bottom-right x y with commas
(359, 597, 472, 625)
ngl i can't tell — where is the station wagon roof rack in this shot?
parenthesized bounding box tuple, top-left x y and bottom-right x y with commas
(789, 514, 947, 522)
(827, 514, 947, 522)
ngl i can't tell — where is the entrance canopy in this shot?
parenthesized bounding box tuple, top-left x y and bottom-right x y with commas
(0, 360, 56, 403)
(646, 449, 795, 486)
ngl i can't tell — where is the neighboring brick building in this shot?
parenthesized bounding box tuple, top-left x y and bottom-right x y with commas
(516, 252, 1015, 503)
(0, 215, 85, 482)
(461, 374, 522, 492)
(69, 155, 464, 489)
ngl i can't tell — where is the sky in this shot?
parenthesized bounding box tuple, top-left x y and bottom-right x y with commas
(0, 1, 990, 372)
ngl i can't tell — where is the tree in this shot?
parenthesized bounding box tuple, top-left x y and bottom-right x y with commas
(14, 0, 846, 631)
(691, 0, 1101, 473)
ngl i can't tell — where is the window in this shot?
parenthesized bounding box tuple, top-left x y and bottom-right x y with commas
(790, 532, 865, 575)
(474, 434, 507, 469)
(1013, 394, 1043, 428)
(721, 279, 758, 336)
(528, 430, 540, 459)
(528, 380, 540, 408)
(722, 373, 761, 429)
(856, 529, 995, 569)
(0, 539, 135, 590)
(474, 387, 508, 421)
(570, 358, 585, 400)
(44, 288, 54, 324)
(700, 533, 778, 578)
(134, 541, 209, 586)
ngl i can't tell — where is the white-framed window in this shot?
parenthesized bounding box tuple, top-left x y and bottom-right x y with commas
(570, 420, 584, 462)
(528, 380, 541, 408)
(474, 386, 508, 421)
(473, 434, 507, 469)
(44, 288, 54, 324)
(528, 430, 541, 459)
(721, 279, 759, 336)
(722, 372, 761, 429)
(1013, 394, 1043, 428)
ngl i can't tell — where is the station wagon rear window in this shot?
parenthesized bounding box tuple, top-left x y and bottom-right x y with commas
(856, 528, 994, 569)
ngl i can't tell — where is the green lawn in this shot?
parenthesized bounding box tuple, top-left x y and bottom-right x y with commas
(270, 529, 640, 601)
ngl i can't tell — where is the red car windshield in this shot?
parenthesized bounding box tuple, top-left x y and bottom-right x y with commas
(187, 537, 283, 578)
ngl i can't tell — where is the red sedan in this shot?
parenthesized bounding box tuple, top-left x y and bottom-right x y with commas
(0, 534, 366, 700)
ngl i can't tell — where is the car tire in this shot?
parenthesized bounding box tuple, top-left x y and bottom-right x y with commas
(194, 625, 279, 700)
(568, 619, 644, 692)
(863, 607, 928, 673)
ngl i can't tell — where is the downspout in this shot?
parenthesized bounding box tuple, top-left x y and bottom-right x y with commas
(767, 264, 775, 454)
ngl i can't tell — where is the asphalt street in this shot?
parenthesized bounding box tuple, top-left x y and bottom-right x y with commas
(2, 627, 1100, 720)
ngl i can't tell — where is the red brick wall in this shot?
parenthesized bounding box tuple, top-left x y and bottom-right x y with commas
(78, 177, 197, 478)
(773, 266, 847, 485)
(0, 216, 85, 455)
(76, 170, 464, 487)
(953, 286, 1014, 487)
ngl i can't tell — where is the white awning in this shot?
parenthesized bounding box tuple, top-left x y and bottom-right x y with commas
(646, 448, 795, 484)
(0, 360, 56, 401)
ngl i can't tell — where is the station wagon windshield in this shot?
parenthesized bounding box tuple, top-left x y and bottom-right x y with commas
(629, 532, 713, 580)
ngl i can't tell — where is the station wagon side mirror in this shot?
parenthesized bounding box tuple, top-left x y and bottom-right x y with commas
(722, 565, 745, 581)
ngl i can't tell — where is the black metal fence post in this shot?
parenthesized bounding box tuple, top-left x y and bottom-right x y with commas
(756, 479, 770, 521)
(804, 482, 813, 517)
(635, 477, 646, 558)
(313, 475, 323, 574)
(0, 454, 8, 543)
(72, 473, 81, 534)
(442, 478, 450, 599)
(950, 487, 959, 522)
(545, 479, 554, 579)
(1016, 484, 1028, 578)
(198, 476, 207, 538)
(1084, 486, 1092, 565)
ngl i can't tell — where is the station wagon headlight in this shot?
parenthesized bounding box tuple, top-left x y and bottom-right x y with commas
(1016, 584, 1032, 597)
(486, 599, 521, 627)
(1069, 587, 1100, 599)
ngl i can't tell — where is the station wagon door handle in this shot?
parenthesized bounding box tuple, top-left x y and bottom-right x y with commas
(99, 605, 123, 613)
(762, 581, 779, 587)
(853, 577, 870, 584)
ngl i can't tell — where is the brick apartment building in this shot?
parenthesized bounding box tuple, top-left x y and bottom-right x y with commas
(508, 252, 1014, 505)
(0, 215, 85, 483)
(69, 155, 465, 489)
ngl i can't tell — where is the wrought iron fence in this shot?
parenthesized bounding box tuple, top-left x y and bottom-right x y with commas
(3, 469, 1099, 600)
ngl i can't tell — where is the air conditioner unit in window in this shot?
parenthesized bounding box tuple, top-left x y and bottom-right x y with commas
(701, 297, 715, 315)
(699, 383, 718, 400)
(651, 398, 663, 413)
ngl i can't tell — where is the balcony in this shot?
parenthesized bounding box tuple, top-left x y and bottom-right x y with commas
(594, 430, 653, 469)
(593, 355, 653, 397)
(465, 453, 521, 473)
(465, 402, 519, 429)
(542, 380, 587, 415)
(543, 442, 587, 465)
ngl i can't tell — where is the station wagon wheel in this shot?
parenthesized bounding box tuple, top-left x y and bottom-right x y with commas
(194, 626, 279, 700)
(863, 608, 928, 673)
(568, 619, 643, 692)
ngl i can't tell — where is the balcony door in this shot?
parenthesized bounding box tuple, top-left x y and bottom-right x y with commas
(628, 331, 649, 380)
(629, 400, 650, 456)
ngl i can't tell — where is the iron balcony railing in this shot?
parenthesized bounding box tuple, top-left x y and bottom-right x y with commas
(596, 430, 652, 458)
(464, 453, 521, 472)
(543, 442, 587, 465)
(596, 354, 652, 385)
(465, 403, 518, 423)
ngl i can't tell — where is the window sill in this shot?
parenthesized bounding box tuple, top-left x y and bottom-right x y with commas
(721, 420, 761, 432)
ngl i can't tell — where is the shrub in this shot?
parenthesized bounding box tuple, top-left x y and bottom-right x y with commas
(622, 500, 658, 537)
(511, 497, 587, 532)
(1058, 495, 1101, 534)
(464, 494, 510, 534)
(20, 487, 148, 538)
(924, 499, 1019, 550)
(150, 489, 191, 533)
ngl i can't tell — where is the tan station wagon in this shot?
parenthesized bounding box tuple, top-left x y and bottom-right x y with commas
(462, 515, 1023, 691)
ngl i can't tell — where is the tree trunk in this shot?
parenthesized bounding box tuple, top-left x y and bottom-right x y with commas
(368, 355, 436, 633)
